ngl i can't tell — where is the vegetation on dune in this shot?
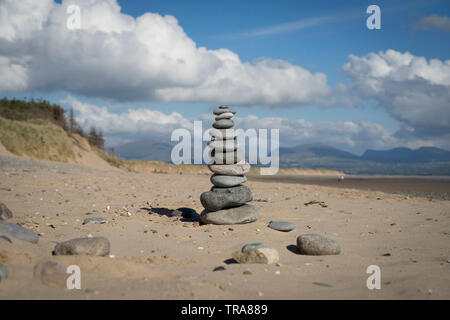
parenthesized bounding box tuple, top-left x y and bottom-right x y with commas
(0, 97, 105, 149)
(0, 117, 75, 161)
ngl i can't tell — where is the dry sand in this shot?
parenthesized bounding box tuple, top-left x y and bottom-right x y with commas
(0, 155, 449, 299)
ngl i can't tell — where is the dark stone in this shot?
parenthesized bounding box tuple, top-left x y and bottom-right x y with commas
(213, 266, 226, 272)
(200, 185, 252, 212)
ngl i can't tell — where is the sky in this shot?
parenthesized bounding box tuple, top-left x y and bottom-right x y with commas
(0, 0, 449, 154)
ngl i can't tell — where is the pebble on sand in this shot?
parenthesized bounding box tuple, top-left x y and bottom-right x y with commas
(33, 258, 67, 288)
(296, 234, 341, 256)
(232, 248, 279, 264)
(0, 203, 13, 220)
(268, 221, 296, 232)
(82, 217, 108, 225)
(0, 220, 39, 243)
(54, 236, 110, 256)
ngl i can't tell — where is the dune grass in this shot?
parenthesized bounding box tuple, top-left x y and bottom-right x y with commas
(0, 116, 75, 162)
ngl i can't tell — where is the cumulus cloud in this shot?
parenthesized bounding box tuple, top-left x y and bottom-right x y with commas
(413, 14, 450, 32)
(63, 96, 421, 153)
(61, 96, 194, 146)
(342, 49, 450, 138)
(0, 0, 330, 105)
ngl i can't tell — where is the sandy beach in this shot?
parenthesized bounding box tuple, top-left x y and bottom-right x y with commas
(0, 155, 449, 299)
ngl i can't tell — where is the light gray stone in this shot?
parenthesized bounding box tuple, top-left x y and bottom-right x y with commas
(242, 243, 264, 252)
(0, 220, 39, 243)
(210, 174, 247, 187)
(54, 237, 110, 256)
(0, 203, 13, 220)
(232, 248, 279, 264)
(296, 234, 341, 255)
(268, 221, 296, 232)
(200, 185, 252, 211)
(33, 258, 67, 288)
(82, 217, 107, 225)
(211, 149, 244, 165)
(215, 112, 234, 120)
(200, 204, 258, 225)
(213, 119, 234, 129)
(208, 161, 250, 176)
(208, 139, 238, 152)
(213, 107, 236, 115)
(209, 128, 238, 140)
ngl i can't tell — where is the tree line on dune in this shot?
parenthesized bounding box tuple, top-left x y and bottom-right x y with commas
(0, 97, 105, 150)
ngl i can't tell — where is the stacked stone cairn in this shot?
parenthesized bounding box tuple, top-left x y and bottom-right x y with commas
(200, 106, 259, 225)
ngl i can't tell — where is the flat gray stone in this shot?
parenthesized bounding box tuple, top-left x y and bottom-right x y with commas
(213, 107, 236, 115)
(208, 139, 238, 152)
(82, 217, 107, 225)
(215, 112, 234, 120)
(268, 221, 296, 232)
(200, 185, 252, 211)
(54, 237, 110, 256)
(210, 174, 247, 187)
(213, 119, 234, 129)
(296, 234, 341, 255)
(33, 258, 67, 288)
(242, 243, 264, 252)
(0, 203, 13, 220)
(232, 248, 279, 264)
(200, 204, 258, 225)
(0, 264, 8, 281)
(209, 128, 238, 140)
(0, 220, 39, 243)
(211, 149, 244, 165)
(208, 161, 250, 176)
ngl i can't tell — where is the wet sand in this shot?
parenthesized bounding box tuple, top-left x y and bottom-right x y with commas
(249, 174, 450, 200)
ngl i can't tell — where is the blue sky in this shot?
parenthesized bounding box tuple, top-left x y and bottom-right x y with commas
(1, 0, 450, 153)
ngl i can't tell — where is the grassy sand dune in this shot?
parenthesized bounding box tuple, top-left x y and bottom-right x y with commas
(0, 115, 343, 176)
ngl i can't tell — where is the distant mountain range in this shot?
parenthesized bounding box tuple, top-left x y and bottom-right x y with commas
(113, 140, 450, 175)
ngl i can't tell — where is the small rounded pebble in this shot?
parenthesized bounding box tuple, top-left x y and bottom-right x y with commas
(268, 221, 296, 232)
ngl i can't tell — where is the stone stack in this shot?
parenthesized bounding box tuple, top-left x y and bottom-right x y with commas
(200, 106, 259, 225)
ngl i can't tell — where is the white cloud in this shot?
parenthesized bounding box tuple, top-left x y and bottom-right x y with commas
(413, 14, 450, 32)
(63, 96, 432, 153)
(342, 50, 450, 138)
(0, 0, 330, 106)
